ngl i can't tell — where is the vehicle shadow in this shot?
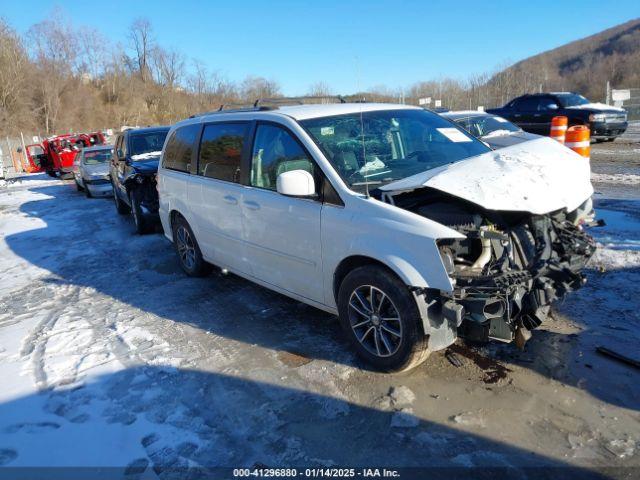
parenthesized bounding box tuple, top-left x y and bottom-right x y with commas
(4, 181, 640, 413)
(0, 366, 615, 478)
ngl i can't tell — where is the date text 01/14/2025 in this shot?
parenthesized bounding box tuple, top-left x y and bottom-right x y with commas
(232, 468, 401, 478)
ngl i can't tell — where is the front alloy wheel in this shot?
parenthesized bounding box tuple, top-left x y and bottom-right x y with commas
(337, 265, 430, 372)
(348, 285, 403, 358)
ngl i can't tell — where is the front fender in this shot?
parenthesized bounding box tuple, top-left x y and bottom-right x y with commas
(347, 236, 453, 292)
(321, 197, 462, 310)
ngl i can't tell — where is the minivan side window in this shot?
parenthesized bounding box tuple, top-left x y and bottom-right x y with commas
(250, 124, 315, 191)
(163, 124, 200, 173)
(198, 123, 247, 181)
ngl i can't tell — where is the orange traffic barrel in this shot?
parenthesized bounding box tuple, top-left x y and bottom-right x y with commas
(550, 116, 568, 143)
(565, 125, 590, 159)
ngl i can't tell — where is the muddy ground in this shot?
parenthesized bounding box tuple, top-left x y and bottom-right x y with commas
(0, 129, 638, 479)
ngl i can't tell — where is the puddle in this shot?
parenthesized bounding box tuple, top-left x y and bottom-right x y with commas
(448, 344, 512, 384)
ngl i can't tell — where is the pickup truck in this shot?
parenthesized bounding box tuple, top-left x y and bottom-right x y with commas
(487, 92, 628, 141)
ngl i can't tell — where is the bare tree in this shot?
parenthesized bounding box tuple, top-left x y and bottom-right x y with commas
(0, 19, 31, 133)
(151, 47, 185, 88)
(27, 11, 79, 133)
(76, 27, 109, 80)
(240, 76, 281, 101)
(307, 81, 333, 97)
(128, 18, 153, 82)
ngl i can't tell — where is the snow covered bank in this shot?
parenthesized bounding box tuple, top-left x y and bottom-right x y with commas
(591, 172, 640, 185)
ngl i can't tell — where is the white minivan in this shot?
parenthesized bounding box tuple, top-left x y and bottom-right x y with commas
(158, 102, 596, 372)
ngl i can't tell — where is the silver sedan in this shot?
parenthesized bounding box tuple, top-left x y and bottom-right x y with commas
(73, 145, 114, 198)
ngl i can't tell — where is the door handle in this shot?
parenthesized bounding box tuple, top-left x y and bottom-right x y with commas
(243, 200, 260, 210)
(223, 195, 238, 205)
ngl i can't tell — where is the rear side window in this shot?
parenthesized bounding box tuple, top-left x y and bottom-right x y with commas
(514, 97, 539, 110)
(537, 97, 560, 111)
(199, 123, 247, 182)
(163, 125, 200, 173)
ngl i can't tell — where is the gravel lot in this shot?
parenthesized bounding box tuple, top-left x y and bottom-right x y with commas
(591, 121, 640, 199)
(0, 130, 638, 478)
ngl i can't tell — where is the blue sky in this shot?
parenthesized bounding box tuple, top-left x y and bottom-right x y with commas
(2, 0, 639, 94)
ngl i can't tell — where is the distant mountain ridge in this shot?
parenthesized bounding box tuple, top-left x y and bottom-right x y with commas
(492, 18, 640, 103)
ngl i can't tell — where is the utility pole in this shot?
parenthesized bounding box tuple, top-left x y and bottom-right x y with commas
(5, 137, 14, 174)
(606, 81, 611, 105)
(20, 132, 28, 172)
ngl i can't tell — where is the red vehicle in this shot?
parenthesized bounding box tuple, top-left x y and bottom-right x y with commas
(25, 132, 106, 177)
(24, 144, 46, 173)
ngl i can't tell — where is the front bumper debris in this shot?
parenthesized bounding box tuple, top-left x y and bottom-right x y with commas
(443, 213, 596, 345)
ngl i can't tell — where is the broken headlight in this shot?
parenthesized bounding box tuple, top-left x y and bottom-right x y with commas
(438, 245, 455, 275)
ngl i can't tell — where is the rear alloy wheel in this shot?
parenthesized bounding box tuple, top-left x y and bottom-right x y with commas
(113, 183, 131, 215)
(338, 265, 430, 372)
(172, 216, 211, 277)
(130, 189, 150, 235)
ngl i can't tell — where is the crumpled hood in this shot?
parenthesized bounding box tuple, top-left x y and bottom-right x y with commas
(380, 136, 593, 215)
(481, 131, 542, 149)
(130, 157, 160, 174)
(565, 102, 625, 113)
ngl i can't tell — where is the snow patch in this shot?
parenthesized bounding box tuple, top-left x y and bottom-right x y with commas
(592, 173, 640, 185)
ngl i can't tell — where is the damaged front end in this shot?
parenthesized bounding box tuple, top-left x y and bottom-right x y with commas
(397, 189, 596, 347)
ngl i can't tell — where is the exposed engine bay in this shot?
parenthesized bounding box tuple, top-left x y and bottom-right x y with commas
(386, 187, 597, 347)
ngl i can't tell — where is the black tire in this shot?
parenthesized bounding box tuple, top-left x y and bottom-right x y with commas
(112, 182, 130, 215)
(172, 215, 211, 277)
(84, 181, 92, 198)
(337, 265, 430, 372)
(605, 137, 615, 142)
(130, 188, 150, 234)
(76, 180, 83, 191)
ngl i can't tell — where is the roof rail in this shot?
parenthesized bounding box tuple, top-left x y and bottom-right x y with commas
(186, 95, 349, 119)
(189, 104, 275, 118)
(254, 95, 347, 108)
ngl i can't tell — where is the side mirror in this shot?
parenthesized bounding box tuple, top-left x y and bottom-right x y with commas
(276, 170, 316, 197)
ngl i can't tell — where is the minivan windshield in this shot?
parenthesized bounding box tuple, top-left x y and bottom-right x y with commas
(130, 131, 169, 159)
(556, 93, 590, 107)
(300, 109, 490, 192)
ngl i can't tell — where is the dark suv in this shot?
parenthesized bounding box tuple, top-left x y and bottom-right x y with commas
(110, 126, 170, 234)
(487, 92, 628, 141)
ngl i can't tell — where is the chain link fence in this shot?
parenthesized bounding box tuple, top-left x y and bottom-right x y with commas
(0, 129, 118, 179)
(0, 133, 43, 179)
